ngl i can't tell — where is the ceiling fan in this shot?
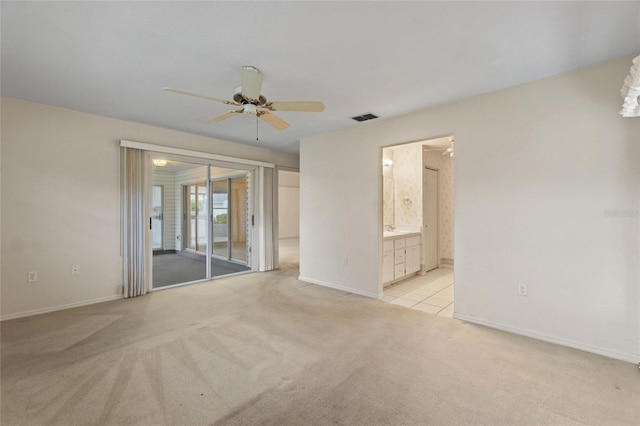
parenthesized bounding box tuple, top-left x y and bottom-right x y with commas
(164, 66, 325, 131)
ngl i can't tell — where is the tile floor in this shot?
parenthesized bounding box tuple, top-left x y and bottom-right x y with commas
(383, 268, 454, 318)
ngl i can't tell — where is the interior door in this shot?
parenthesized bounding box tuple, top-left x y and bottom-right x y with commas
(423, 167, 438, 271)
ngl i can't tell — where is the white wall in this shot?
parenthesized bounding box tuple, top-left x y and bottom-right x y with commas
(278, 171, 300, 239)
(1, 98, 298, 319)
(300, 56, 640, 362)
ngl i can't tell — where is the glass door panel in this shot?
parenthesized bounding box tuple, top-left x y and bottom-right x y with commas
(230, 176, 248, 262)
(187, 185, 197, 251)
(212, 180, 229, 258)
(151, 185, 163, 250)
(196, 185, 208, 253)
(185, 183, 208, 253)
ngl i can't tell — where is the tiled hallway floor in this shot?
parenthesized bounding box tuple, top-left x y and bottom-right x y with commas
(383, 268, 454, 317)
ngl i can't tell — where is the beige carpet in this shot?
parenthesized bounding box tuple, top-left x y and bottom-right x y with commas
(2, 240, 638, 425)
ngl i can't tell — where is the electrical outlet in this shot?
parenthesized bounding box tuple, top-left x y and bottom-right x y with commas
(518, 283, 528, 296)
(28, 271, 38, 282)
(71, 265, 80, 275)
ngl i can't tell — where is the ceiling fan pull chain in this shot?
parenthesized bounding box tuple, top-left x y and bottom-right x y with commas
(256, 114, 259, 141)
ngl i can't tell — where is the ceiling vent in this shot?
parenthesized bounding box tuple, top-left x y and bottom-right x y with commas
(351, 113, 379, 122)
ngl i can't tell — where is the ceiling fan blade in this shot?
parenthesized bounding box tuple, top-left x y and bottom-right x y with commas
(266, 101, 325, 112)
(208, 110, 243, 123)
(258, 111, 289, 130)
(164, 87, 239, 106)
(240, 66, 263, 101)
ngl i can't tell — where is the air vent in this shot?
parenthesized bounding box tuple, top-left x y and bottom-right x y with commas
(351, 113, 379, 122)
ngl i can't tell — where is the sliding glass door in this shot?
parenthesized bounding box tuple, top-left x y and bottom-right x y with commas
(210, 174, 251, 277)
(211, 176, 249, 262)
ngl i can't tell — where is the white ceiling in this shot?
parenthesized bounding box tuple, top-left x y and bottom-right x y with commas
(2, 2, 639, 154)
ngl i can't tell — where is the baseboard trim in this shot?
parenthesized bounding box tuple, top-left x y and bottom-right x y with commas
(440, 258, 454, 267)
(453, 313, 639, 364)
(1, 294, 124, 321)
(298, 275, 379, 299)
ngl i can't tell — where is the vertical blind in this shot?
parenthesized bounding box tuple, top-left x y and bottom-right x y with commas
(122, 147, 148, 297)
(259, 167, 278, 271)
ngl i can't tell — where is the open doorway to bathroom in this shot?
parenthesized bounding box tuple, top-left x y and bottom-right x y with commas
(151, 157, 253, 289)
(278, 170, 300, 270)
(381, 136, 455, 317)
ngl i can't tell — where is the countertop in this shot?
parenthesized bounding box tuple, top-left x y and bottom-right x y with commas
(383, 230, 421, 239)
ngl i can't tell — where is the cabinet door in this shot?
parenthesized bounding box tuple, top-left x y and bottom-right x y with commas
(383, 251, 395, 283)
(406, 235, 420, 248)
(394, 263, 406, 280)
(406, 246, 421, 274)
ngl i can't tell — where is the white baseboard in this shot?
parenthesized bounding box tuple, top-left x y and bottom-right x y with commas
(298, 275, 379, 299)
(453, 313, 639, 364)
(1, 294, 124, 321)
(440, 258, 454, 267)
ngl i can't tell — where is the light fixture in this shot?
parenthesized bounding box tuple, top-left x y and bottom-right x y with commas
(442, 137, 454, 158)
(620, 55, 640, 117)
(153, 159, 168, 167)
(382, 158, 393, 167)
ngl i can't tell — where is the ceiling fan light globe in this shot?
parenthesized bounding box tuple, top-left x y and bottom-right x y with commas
(243, 104, 258, 115)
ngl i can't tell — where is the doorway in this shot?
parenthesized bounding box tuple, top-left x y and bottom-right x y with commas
(380, 136, 455, 317)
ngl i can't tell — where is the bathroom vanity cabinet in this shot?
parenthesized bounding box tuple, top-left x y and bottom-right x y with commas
(383, 233, 421, 286)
